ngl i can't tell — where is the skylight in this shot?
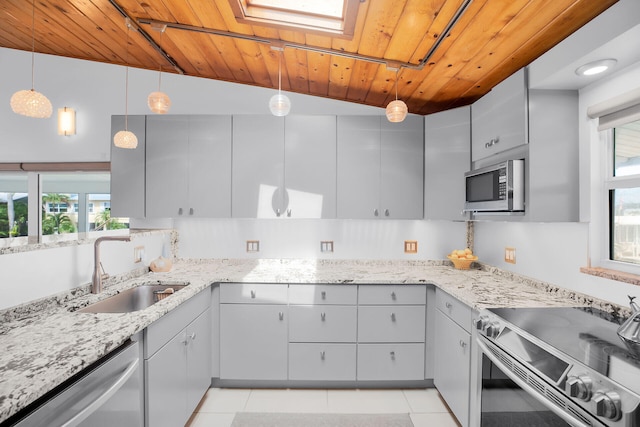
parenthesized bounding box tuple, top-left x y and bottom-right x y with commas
(229, 0, 358, 37)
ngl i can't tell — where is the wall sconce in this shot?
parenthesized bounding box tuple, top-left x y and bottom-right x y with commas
(58, 107, 76, 136)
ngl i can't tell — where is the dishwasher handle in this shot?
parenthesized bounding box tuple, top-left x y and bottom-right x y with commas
(59, 358, 139, 427)
(476, 337, 589, 427)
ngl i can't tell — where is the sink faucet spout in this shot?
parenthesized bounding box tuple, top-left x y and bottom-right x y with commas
(92, 235, 131, 294)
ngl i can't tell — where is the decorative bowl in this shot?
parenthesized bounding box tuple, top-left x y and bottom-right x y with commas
(447, 255, 478, 270)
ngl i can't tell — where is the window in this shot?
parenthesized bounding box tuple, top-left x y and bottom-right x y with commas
(229, 0, 359, 37)
(608, 120, 640, 265)
(0, 174, 28, 238)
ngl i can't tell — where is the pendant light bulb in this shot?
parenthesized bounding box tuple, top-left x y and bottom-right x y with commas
(386, 68, 408, 123)
(11, 0, 52, 118)
(148, 25, 171, 114)
(270, 48, 291, 116)
(114, 18, 138, 149)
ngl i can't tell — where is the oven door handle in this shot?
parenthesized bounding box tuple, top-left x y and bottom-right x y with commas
(476, 337, 589, 427)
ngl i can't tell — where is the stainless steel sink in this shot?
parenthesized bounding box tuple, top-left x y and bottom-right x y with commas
(78, 284, 187, 313)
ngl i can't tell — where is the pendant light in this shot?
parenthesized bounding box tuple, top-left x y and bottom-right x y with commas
(10, 0, 52, 118)
(147, 24, 171, 114)
(269, 47, 291, 116)
(386, 68, 408, 123)
(114, 18, 138, 149)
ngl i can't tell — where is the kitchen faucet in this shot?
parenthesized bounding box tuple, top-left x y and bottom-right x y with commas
(92, 235, 131, 294)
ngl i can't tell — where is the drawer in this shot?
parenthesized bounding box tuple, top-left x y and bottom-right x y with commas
(357, 343, 425, 381)
(289, 343, 357, 381)
(358, 285, 426, 305)
(145, 287, 211, 358)
(436, 289, 472, 333)
(289, 284, 357, 305)
(220, 283, 288, 304)
(358, 306, 425, 343)
(289, 305, 357, 342)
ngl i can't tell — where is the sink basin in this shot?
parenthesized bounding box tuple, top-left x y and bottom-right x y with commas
(78, 284, 187, 313)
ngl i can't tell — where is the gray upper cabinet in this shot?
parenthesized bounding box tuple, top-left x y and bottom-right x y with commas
(471, 68, 528, 162)
(232, 115, 337, 219)
(110, 115, 146, 218)
(425, 106, 470, 221)
(337, 115, 424, 219)
(146, 115, 232, 218)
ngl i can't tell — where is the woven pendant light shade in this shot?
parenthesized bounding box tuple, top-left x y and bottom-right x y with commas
(148, 91, 171, 114)
(10, 89, 52, 118)
(386, 99, 408, 123)
(113, 130, 138, 149)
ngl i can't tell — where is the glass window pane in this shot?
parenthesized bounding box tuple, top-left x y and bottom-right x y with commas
(89, 194, 128, 231)
(614, 120, 640, 177)
(611, 187, 640, 264)
(0, 173, 28, 239)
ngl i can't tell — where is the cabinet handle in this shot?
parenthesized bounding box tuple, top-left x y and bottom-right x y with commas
(276, 208, 281, 217)
(485, 137, 500, 148)
(384, 209, 390, 217)
(279, 311, 284, 320)
(251, 290, 256, 299)
(391, 313, 396, 322)
(391, 291, 396, 300)
(190, 332, 196, 341)
(320, 351, 326, 360)
(374, 209, 379, 217)
(181, 333, 189, 346)
(321, 312, 326, 321)
(459, 340, 467, 348)
(321, 291, 326, 300)
(178, 207, 183, 215)
(189, 207, 194, 215)
(390, 351, 396, 360)
(445, 302, 453, 309)
(287, 209, 291, 217)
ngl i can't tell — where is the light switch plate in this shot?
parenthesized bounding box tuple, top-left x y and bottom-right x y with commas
(505, 247, 516, 264)
(133, 246, 144, 263)
(246, 240, 260, 252)
(320, 241, 334, 253)
(404, 240, 418, 254)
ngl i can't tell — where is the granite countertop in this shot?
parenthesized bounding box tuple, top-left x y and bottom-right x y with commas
(0, 258, 616, 423)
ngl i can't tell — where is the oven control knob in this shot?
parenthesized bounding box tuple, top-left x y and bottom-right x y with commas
(485, 321, 500, 339)
(593, 391, 622, 421)
(566, 375, 593, 401)
(473, 315, 489, 330)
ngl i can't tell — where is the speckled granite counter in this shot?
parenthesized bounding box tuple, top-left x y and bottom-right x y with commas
(0, 259, 620, 423)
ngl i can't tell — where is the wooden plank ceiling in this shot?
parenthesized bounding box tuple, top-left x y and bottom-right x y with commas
(0, 0, 618, 115)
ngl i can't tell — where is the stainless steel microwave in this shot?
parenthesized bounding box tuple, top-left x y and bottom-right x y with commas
(464, 159, 524, 212)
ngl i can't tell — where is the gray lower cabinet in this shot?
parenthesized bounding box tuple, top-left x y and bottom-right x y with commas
(219, 283, 289, 380)
(289, 343, 356, 381)
(434, 289, 471, 427)
(144, 288, 211, 427)
(357, 343, 425, 381)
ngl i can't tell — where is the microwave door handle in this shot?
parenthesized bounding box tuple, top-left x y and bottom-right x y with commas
(476, 337, 589, 427)
(59, 358, 139, 427)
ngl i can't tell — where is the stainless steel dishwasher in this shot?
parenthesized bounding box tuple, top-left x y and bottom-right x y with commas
(9, 339, 143, 427)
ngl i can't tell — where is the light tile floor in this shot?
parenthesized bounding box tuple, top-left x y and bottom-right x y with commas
(186, 388, 461, 427)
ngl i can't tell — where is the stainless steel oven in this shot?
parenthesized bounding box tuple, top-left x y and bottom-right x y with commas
(473, 307, 640, 427)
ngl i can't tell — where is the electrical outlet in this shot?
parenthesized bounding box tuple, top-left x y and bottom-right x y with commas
(404, 240, 418, 254)
(320, 241, 334, 253)
(133, 246, 144, 263)
(505, 247, 516, 264)
(246, 240, 260, 252)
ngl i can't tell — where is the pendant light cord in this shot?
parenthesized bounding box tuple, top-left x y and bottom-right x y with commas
(124, 21, 130, 131)
(30, 0, 36, 90)
(278, 50, 282, 95)
(395, 68, 399, 101)
(158, 28, 163, 91)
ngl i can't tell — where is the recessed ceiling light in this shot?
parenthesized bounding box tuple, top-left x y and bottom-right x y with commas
(575, 59, 617, 76)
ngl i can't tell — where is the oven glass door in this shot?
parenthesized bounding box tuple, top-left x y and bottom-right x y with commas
(480, 354, 570, 426)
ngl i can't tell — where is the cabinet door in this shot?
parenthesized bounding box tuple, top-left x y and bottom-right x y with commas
(232, 115, 285, 218)
(146, 116, 189, 218)
(425, 106, 470, 220)
(220, 304, 288, 380)
(187, 115, 232, 217)
(110, 115, 146, 218)
(284, 115, 337, 218)
(146, 330, 187, 427)
(434, 310, 470, 427)
(186, 308, 211, 415)
(336, 116, 380, 219)
(380, 115, 424, 219)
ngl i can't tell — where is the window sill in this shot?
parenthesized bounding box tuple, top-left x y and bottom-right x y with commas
(581, 266, 640, 287)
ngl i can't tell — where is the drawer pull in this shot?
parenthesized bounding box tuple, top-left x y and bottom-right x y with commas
(320, 351, 326, 360)
(390, 351, 396, 360)
(321, 312, 326, 321)
(251, 290, 256, 299)
(178, 207, 183, 215)
(374, 208, 379, 217)
(445, 302, 453, 309)
(189, 207, 194, 215)
(460, 340, 467, 348)
(391, 291, 397, 300)
(384, 209, 390, 217)
(321, 291, 326, 300)
(391, 313, 396, 322)
(190, 332, 196, 341)
(278, 312, 284, 321)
